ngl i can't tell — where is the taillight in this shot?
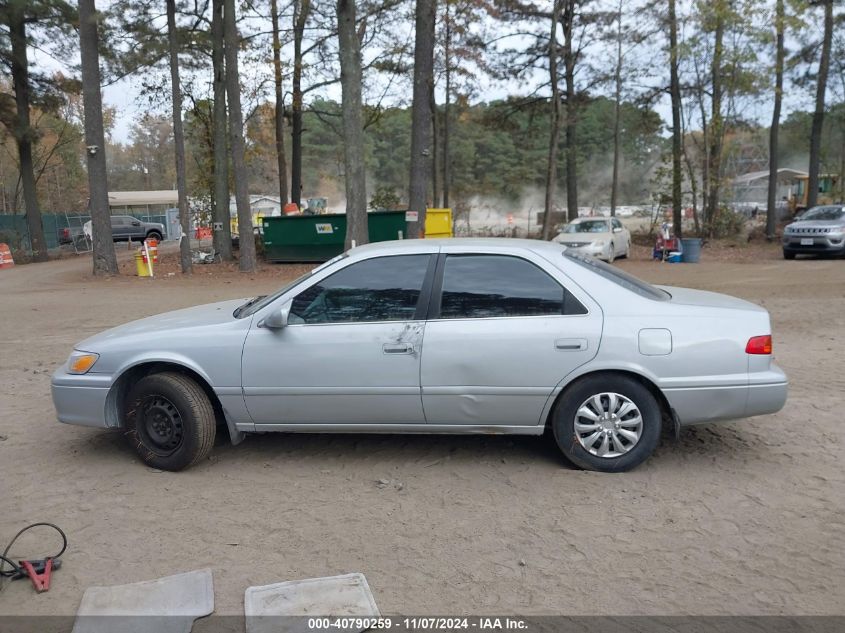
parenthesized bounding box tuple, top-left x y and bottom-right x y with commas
(746, 335, 772, 355)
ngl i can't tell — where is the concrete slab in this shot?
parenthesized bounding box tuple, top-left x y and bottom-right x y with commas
(245, 573, 380, 633)
(72, 569, 214, 633)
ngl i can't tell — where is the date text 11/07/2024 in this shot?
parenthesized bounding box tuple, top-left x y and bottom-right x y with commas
(307, 617, 529, 630)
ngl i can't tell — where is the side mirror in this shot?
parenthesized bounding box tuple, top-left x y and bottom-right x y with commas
(259, 305, 290, 329)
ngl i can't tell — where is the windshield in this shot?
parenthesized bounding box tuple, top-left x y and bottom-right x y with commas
(234, 255, 348, 319)
(563, 220, 610, 234)
(798, 206, 845, 222)
(564, 250, 670, 301)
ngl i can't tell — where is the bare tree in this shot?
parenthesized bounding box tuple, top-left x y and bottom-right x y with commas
(669, 0, 682, 236)
(337, 0, 368, 248)
(2, 1, 52, 261)
(270, 0, 289, 206)
(166, 0, 192, 274)
(79, 0, 118, 275)
(211, 0, 232, 260)
(807, 0, 833, 210)
(291, 0, 312, 208)
(541, 0, 562, 240)
(408, 0, 436, 238)
(704, 0, 725, 233)
(224, 0, 256, 271)
(766, 0, 784, 239)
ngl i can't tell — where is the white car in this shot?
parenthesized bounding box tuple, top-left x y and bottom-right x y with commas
(553, 217, 631, 262)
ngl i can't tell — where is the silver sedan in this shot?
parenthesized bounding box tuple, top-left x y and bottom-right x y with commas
(52, 238, 787, 472)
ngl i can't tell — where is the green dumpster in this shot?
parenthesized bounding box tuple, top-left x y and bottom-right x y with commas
(262, 210, 407, 262)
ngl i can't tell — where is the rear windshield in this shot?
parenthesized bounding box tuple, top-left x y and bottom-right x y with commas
(563, 250, 670, 301)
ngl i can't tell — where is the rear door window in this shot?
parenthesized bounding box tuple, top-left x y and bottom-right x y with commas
(436, 254, 587, 319)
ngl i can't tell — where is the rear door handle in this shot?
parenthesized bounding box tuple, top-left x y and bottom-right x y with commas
(383, 343, 414, 355)
(555, 338, 587, 351)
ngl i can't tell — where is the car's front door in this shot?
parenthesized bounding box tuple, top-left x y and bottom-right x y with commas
(420, 250, 602, 426)
(241, 253, 436, 425)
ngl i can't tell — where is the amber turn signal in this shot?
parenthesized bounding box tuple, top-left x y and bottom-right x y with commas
(68, 352, 99, 374)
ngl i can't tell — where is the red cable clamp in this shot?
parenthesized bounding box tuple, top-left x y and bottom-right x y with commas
(20, 558, 53, 593)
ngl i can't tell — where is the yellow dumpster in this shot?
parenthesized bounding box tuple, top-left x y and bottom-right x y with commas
(425, 208, 453, 238)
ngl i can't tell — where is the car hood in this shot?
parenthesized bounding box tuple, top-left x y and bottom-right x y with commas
(658, 286, 766, 313)
(75, 298, 249, 350)
(555, 232, 610, 243)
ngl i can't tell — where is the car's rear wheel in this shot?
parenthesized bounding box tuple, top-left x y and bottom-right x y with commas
(146, 231, 162, 242)
(783, 250, 796, 260)
(551, 374, 661, 472)
(125, 372, 216, 471)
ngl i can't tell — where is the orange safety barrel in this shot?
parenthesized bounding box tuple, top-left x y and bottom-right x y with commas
(0, 243, 14, 269)
(145, 238, 159, 264)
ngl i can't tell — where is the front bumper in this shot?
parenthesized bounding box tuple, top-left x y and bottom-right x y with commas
(51, 367, 113, 428)
(782, 234, 845, 254)
(663, 365, 788, 426)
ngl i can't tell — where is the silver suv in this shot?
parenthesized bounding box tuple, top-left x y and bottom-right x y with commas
(782, 205, 845, 259)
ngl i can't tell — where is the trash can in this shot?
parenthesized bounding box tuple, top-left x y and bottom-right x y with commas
(681, 238, 702, 263)
(135, 251, 151, 277)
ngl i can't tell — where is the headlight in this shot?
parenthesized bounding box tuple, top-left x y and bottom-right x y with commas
(68, 351, 99, 374)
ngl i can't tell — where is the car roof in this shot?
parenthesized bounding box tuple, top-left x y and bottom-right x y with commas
(348, 237, 567, 257)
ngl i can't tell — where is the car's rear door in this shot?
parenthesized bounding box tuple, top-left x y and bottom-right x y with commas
(420, 247, 602, 426)
(241, 252, 437, 425)
(110, 216, 128, 239)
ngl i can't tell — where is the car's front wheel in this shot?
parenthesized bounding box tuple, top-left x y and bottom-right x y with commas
(146, 231, 163, 242)
(551, 374, 662, 472)
(125, 372, 216, 471)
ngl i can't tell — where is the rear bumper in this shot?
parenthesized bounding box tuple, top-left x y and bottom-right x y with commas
(663, 366, 788, 426)
(51, 368, 113, 428)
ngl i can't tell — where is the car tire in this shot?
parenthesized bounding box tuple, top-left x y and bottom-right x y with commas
(125, 372, 216, 471)
(607, 243, 615, 263)
(783, 250, 796, 260)
(551, 374, 662, 473)
(147, 231, 163, 242)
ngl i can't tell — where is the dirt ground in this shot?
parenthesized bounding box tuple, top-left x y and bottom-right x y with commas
(0, 241, 843, 618)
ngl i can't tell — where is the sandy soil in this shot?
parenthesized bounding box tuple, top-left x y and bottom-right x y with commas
(0, 241, 843, 618)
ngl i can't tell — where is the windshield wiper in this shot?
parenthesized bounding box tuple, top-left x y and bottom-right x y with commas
(233, 295, 266, 318)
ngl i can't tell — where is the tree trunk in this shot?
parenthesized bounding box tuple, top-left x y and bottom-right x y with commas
(166, 0, 192, 274)
(705, 2, 725, 234)
(766, 0, 784, 239)
(807, 0, 833, 210)
(669, 0, 683, 237)
(291, 0, 311, 208)
(610, 0, 622, 218)
(224, 0, 257, 271)
(562, 0, 578, 222)
(271, 0, 289, 205)
(337, 0, 368, 248)
(431, 84, 439, 206)
(211, 0, 232, 260)
(408, 0, 436, 238)
(79, 0, 118, 276)
(8, 8, 47, 261)
(542, 0, 562, 241)
(442, 0, 451, 208)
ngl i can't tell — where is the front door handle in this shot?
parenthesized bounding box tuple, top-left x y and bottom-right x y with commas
(383, 343, 414, 355)
(555, 338, 587, 351)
